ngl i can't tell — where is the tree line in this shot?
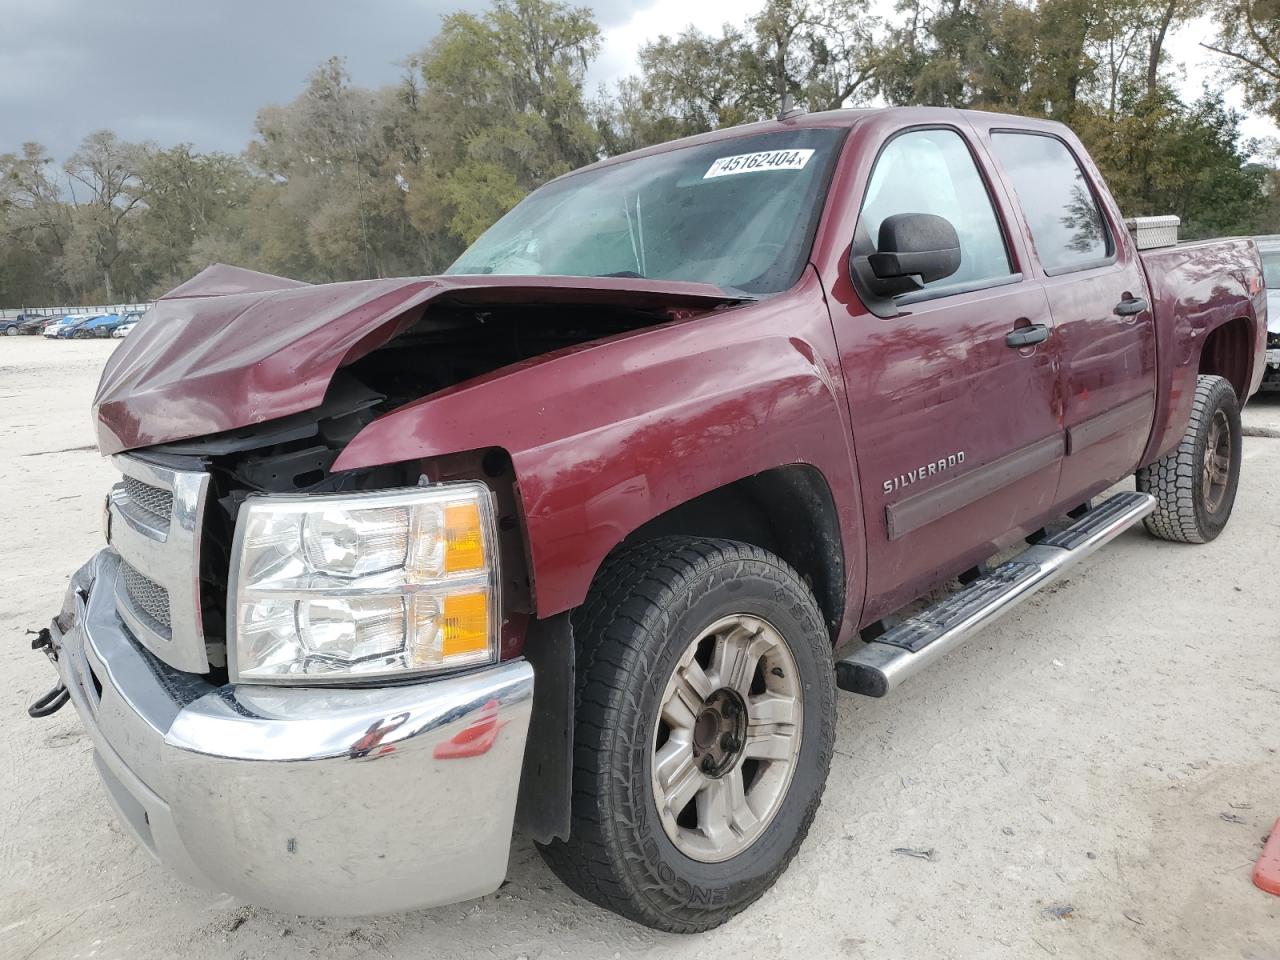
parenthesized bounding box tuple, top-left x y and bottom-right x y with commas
(2, 0, 1278, 307)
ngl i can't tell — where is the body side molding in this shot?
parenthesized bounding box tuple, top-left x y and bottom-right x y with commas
(885, 434, 1065, 541)
(1065, 394, 1153, 455)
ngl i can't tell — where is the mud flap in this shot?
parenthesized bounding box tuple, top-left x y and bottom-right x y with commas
(515, 612, 574, 844)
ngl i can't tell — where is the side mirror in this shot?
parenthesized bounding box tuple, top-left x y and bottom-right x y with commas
(858, 212, 961, 298)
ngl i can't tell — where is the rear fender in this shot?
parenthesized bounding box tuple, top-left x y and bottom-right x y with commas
(1139, 237, 1264, 465)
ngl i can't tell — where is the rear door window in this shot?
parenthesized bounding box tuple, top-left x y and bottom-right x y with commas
(991, 133, 1112, 274)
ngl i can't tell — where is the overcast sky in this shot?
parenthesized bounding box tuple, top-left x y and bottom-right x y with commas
(2, 0, 1274, 164)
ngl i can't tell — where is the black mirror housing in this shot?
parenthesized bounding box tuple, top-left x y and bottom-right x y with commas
(859, 213, 962, 297)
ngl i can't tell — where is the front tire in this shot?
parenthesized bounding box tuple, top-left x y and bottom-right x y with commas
(538, 537, 835, 932)
(1136, 374, 1241, 543)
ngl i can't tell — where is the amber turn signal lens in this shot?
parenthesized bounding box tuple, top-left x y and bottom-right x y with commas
(442, 591, 489, 658)
(444, 501, 485, 573)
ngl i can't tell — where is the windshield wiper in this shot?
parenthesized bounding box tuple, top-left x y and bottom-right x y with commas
(622, 194, 647, 277)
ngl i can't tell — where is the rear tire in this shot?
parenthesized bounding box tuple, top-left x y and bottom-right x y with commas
(1136, 374, 1241, 543)
(538, 537, 835, 932)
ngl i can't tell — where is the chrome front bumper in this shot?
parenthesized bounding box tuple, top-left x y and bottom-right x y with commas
(48, 549, 535, 916)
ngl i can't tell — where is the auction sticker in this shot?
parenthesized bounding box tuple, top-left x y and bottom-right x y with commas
(704, 148, 815, 179)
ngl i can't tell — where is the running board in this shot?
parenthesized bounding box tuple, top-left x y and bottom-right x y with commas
(837, 491, 1156, 698)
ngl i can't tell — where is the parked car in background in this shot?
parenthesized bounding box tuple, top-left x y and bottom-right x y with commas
(53, 315, 99, 339)
(42, 316, 83, 338)
(3, 313, 52, 336)
(112, 311, 148, 339)
(75, 314, 124, 338)
(1257, 235, 1280, 390)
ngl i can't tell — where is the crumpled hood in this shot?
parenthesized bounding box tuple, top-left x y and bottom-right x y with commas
(94, 264, 741, 455)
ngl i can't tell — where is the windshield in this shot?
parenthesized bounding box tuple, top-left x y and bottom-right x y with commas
(447, 128, 846, 295)
(1261, 248, 1280, 289)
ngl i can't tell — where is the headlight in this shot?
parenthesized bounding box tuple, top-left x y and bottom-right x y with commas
(229, 482, 499, 684)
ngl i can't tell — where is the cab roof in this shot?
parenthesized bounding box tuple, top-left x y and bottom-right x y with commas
(559, 106, 1073, 184)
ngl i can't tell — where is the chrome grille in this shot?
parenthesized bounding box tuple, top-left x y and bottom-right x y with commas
(108, 455, 211, 673)
(121, 560, 171, 628)
(121, 476, 173, 523)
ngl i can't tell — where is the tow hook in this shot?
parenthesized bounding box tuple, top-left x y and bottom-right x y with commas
(28, 627, 69, 718)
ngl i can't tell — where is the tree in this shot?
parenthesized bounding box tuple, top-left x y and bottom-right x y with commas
(875, 0, 1193, 120)
(399, 0, 602, 248)
(599, 0, 880, 152)
(749, 0, 880, 111)
(593, 26, 771, 152)
(1079, 90, 1266, 238)
(247, 58, 419, 280)
(876, 0, 1040, 113)
(1204, 0, 1280, 125)
(0, 142, 75, 302)
(133, 146, 252, 292)
(62, 130, 146, 301)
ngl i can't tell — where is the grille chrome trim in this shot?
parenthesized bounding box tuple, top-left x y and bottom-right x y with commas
(121, 476, 174, 526)
(108, 455, 211, 673)
(119, 559, 172, 629)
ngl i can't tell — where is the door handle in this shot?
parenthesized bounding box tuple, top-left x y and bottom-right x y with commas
(1006, 323, 1050, 348)
(1114, 296, 1148, 316)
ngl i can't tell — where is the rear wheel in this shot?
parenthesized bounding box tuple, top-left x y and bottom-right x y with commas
(538, 537, 835, 933)
(1136, 374, 1241, 543)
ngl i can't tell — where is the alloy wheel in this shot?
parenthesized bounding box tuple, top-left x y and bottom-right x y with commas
(650, 614, 803, 863)
(1202, 408, 1231, 514)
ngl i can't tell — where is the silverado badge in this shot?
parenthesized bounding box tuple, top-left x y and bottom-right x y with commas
(883, 452, 966, 495)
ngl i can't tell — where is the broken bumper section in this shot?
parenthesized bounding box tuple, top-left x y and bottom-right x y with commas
(44, 549, 535, 916)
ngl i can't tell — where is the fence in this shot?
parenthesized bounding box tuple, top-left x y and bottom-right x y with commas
(1, 302, 153, 321)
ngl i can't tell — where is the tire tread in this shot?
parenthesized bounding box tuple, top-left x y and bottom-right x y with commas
(538, 536, 834, 933)
(1136, 374, 1239, 544)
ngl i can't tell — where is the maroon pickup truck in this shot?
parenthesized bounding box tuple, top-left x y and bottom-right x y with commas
(32, 106, 1266, 932)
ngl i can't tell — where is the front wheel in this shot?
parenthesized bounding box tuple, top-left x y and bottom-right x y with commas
(1137, 374, 1242, 543)
(3, 325, 17, 336)
(538, 537, 835, 933)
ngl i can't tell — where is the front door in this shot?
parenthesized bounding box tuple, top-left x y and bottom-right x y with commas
(829, 125, 1065, 621)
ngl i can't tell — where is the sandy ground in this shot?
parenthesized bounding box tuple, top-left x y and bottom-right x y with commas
(2, 336, 1278, 960)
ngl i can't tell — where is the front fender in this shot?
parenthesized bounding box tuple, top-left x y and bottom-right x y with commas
(333, 267, 865, 634)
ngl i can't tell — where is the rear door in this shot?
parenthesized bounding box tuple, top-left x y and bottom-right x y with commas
(981, 126, 1157, 505)
(828, 123, 1065, 620)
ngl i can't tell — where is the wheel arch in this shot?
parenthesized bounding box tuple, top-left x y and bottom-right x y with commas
(1197, 315, 1256, 402)
(513, 464, 847, 844)
(611, 464, 846, 642)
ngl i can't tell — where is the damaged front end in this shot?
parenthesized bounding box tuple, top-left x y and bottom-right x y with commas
(36, 548, 535, 915)
(31, 263, 739, 914)
(25, 557, 100, 719)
